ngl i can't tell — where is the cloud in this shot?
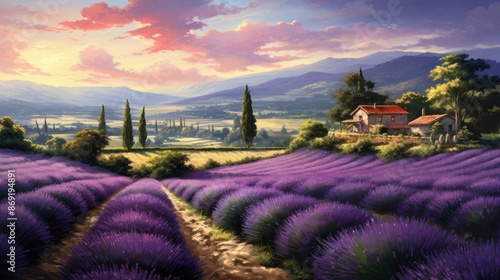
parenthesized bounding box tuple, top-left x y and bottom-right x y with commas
(72, 45, 214, 88)
(0, 28, 45, 75)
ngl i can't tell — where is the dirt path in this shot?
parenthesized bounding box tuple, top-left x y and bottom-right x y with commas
(23, 189, 125, 279)
(163, 187, 290, 280)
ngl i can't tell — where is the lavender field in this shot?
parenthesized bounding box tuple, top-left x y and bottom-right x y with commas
(164, 148, 500, 279)
(0, 149, 202, 279)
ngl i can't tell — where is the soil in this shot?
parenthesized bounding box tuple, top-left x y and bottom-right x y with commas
(164, 187, 290, 280)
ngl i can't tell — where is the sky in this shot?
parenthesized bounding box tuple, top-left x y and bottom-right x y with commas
(1, 0, 499, 93)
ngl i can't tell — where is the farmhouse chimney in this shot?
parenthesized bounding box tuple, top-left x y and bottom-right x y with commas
(373, 103, 376, 109)
(422, 108, 426, 116)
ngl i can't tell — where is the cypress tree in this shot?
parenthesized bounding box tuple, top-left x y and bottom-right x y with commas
(197, 122, 199, 131)
(139, 106, 147, 148)
(179, 117, 183, 128)
(98, 105, 106, 134)
(122, 99, 134, 150)
(52, 123, 55, 130)
(43, 117, 49, 136)
(241, 85, 257, 149)
(155, 119, 158, 134)
(173, 120, 176, 128)
(35, 120, 41, 136)
(358, 67, 365, 93)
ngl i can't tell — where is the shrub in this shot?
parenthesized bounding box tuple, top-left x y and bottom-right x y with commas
(45, 137, 67, 155)
(480, 133, 500, 148)
(309, 136, 345, 152)
(405, 144, 437, 158)
(448, 197, 500, 240)
(457, 125, 474, 143)
(99, 155, 132, 175)
(297, 119, 328, 141)
(341, 139, 377, 155)
(275, 203, 373, 261)
(377, 142, 409, 161)
(312, 218, 461, 280)
(242, 194, 317, 246)
(287, 137, 309, 152)
(398, 242, 500, 280)
(202, 158, 221, 169)
(371, 124, 388, 134)
(63, 129, 109, 163)
(135, 151, 193, 179)
(212, 188, 283, 234)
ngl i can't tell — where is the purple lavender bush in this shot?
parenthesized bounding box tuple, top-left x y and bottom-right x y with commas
(0, 204, 52, 261)
(275, 203, 373, 261)
(424, 191, 476, 227)
(61, 233, 202, 280)
(449, 197, 500, 240)
(242, 194, 317, 246)
(191, 183, 240, 216)
(212, 188, 283, 234)
(325, 180, 376, 204)
(360, 184, 416, 214)
(312, 218, 461, 280)
(398, 242, 500, 280)
(397, 190, 437, 218)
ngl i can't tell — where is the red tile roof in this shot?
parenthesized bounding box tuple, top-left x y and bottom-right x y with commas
(408, 114, 450, 126)
(351, 105, 409, 116)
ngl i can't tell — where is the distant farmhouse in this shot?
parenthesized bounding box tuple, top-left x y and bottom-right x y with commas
(408, 109, 455, 136)
(341, 104, 410, 134)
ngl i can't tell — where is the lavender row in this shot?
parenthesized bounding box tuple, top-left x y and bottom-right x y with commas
(163, 179, 374, 266)
(61, 179, 203, 280)
(0, 176, 133, 275)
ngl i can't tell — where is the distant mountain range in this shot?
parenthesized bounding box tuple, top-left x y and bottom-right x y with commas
(1, 47, 500, 113)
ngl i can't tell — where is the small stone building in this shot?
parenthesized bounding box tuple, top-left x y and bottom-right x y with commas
(408, 111, 455, 136)
(341, 104, 410, 134)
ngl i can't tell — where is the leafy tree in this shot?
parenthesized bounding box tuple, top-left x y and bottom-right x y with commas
(241, 85, 257, 149)
(122, 99, 134, 150)
(467, 80, 500, 133)
(298, 119, 328, 141)
(46, 137, 67, 155)
(329, 69, 388, 123)
(430, 122, 446, 138)
(427, 54, 495, 131)
(99, 155, 132, 175)
(98, 105, 106, 134)
(0, 116, 34, 151)
(395, 92, 433, 121)
(139, 106, 147, 148)
(63, 129, 109, 163)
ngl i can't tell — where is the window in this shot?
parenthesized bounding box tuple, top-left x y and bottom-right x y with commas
(378, 116, 383, 122)
(359, 115, 363, 121)
(391, 116, 395, 122)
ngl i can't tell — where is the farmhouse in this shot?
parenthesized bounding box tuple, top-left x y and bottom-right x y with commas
(408, 110, 455, 136)
(341, 104, 410, 134)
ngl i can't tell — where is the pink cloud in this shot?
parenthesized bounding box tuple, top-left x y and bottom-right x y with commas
(0, 28, 44, 75)
(72, 45, 214, 88)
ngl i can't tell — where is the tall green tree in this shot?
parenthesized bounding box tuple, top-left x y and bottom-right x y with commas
(395, 92, 434, 121)
(0, 116, 34, 151)
(427, 54, 494, 131)
(35, 119, 41, 137)
(43, 117, 49, 136)
(98, 105, 106, 134)
(241, 85, 257, 149)
(329, 70, 388, 123)
(155, 119, 158, 134)
(122, 99, 134, 150)
(139, 106, 147, 148)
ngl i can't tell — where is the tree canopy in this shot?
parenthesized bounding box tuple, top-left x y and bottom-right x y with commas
(395, 92, 434, 121)
(427, 54, 496, 131)
(63, 128, 109, 163)
(329, 68, 388, 123)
